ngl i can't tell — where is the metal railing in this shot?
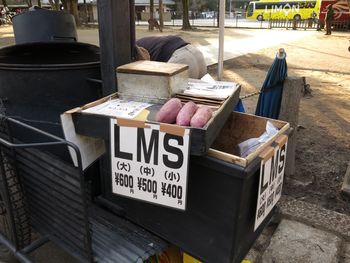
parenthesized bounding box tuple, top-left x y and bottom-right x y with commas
(0, 115, 93, 263)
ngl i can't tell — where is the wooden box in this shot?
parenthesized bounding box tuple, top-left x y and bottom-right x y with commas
(208, 112, 290, 167)
(117, 61, 189, 103)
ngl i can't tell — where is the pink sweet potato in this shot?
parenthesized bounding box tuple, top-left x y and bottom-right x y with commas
(190, 106, 213, 128)
(176, 101, 198, 126)
(155, 98, 182, 124)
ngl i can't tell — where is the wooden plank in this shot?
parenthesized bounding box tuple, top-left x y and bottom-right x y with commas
(97, 0, 133, 96)
(117, 61, 188, 76)
(207, 148, 247, 167)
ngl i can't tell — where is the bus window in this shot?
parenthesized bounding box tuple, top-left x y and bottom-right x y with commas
(247, 3, 254, 17)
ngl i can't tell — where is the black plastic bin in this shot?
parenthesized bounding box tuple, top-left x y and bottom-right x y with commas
(99, 112, 290, 263)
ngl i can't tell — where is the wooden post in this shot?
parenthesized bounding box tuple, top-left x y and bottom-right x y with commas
(278, 76, 304, 177)
(97, 0, 133, 96)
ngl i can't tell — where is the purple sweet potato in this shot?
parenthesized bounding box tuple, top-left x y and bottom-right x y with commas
(155, 98, 182, 124)
(176, 101, 198, 126)
(190, 106, 213, 128)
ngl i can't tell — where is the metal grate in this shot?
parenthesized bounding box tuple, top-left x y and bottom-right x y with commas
(90, 205, 168, 263)
(0, 116, 93, 263)
(14, 147, 92, 262)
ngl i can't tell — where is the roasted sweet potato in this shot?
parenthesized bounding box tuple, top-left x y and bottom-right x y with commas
(190, 106, 213, 128)
(176, 101, 198, 126)
(155, 98, 182, 124)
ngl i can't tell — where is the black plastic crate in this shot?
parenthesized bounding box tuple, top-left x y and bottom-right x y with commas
(99, 112, 290, 263)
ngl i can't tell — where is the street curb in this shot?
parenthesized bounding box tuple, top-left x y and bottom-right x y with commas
(279, 195, 350, 241)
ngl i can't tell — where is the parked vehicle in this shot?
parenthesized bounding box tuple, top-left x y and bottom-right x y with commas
(246, 0, 321, 21)
(318, 0, 350, 27)
(201, 11, 215, 19)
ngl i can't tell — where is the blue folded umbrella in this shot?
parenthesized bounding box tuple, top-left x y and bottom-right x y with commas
(255, 49, 288, 119)
(234, 98, 245, 113)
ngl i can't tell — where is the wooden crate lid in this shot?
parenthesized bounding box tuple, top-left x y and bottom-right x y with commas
(116, 61, 189, 76)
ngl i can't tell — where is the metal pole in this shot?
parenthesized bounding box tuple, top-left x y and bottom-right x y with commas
(218, 0, 225, 80)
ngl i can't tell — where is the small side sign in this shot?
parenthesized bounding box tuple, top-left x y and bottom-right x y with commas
(254, 138, 288, 231)
(110, 119, 190, 210)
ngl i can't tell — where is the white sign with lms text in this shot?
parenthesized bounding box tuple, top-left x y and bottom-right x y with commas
(110, 119, 190, 210)
(254, 138, 288, 231)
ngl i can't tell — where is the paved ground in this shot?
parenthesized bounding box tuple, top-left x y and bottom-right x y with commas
(78, 25, 315, 65)
(0, 24, 349, 262)
(0, 25, 315, 65)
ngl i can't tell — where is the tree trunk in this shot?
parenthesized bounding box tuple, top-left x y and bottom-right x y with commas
(48, 0, 55, 9)
(61, 0, 81, 26)
(61, 0, 69, 11)
(149, 0, 154, 30)
(181, 0, 191, 30)
(25, 0, 32, 7)
(83, 0, 88, 24)
(2, 0, 8, 7)
(54, 0, 59, 10)
(216, 1, 220, 28)
(159, 0, 163, 30)
(70, 0, 81, 26)
(38, 0, 41, 8)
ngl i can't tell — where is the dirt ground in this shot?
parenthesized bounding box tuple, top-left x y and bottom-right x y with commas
(207, 30, 350, 214)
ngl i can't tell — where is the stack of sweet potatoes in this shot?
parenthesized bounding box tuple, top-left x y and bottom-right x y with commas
(156, 98, 213, 128)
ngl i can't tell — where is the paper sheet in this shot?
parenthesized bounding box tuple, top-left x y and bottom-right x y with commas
(60, 113, 106, 170)
(82, 99, 153, 119)
(185, 76, 240, 99)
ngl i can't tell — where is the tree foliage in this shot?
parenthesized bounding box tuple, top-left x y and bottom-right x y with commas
(189, 0, 218, 12)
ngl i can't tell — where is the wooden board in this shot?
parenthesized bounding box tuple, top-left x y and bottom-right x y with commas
(116, 60, 189, 76)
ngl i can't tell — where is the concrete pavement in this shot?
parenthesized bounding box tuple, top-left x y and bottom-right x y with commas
(76, 25, 316, 66)
(0, 24, 316, 66)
